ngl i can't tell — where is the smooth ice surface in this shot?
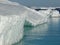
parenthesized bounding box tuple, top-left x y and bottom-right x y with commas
(25, 8, 51, 26)
(0, 3, 27, 45)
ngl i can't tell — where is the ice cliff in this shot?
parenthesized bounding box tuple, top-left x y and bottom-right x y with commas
(0, 2, 27, 45)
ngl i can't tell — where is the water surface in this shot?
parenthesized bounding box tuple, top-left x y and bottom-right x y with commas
(14, 18, 60, 45)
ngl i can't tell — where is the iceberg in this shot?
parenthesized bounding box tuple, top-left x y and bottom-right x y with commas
(25, 8, 45, 26)
(0, 3, 27, 45)
(25, 24, 48, 40)
(0, 0, 19, 5)
(50, 10, 60, 18)
(0, 0, 52, 45)
(38, 9, 52, 22)
(25, 8, 51, 26)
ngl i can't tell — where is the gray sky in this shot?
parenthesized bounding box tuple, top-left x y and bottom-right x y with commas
(10, 0, 60, 7)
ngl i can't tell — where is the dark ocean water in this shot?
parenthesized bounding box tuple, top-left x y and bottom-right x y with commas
(14, 18, 60, 45)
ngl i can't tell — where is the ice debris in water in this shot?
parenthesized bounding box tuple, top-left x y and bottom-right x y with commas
(0, 2, 27, 45)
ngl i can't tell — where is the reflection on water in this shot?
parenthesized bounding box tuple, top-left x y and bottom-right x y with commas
(24, 24, 48, 40)
(48, 18, 60, 31)
(14, 18, 60, 45)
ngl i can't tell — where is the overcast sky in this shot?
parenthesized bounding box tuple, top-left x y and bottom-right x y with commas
(10, 0, 60, 7)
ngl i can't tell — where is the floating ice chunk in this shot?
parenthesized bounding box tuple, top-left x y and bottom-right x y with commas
(0, 3, 27, 45)
(25, 8, 51, 26)
(50, 10, 60, 17)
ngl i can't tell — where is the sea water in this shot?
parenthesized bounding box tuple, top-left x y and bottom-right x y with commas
(14, 18, 60, 45)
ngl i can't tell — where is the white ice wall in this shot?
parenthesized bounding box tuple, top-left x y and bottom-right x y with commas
(0, 3, 27, 45)
(0, 0, 8, 2)
(0, 1, 53, 45)
(51, 10, 60, 17)
(25, 8, 51, 26)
